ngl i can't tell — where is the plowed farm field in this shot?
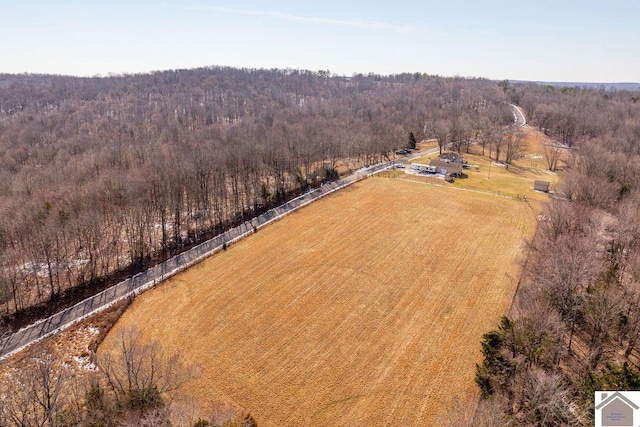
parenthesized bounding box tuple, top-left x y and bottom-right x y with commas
(100, 176, 536, 426)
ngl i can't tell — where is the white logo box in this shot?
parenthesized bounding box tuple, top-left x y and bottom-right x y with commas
(595, 391, 640, 427)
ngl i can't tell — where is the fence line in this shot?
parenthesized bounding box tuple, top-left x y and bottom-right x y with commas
(0, 162, 392, 359)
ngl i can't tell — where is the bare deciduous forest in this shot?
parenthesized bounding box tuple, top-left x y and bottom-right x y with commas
(473, 82, 640, 426)
(0, 68, 511, 333)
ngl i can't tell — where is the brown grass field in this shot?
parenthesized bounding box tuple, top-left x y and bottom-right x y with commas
(100, 175, 537, 426)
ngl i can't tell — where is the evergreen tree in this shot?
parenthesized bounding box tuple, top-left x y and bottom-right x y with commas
(408, 132, 417, 149)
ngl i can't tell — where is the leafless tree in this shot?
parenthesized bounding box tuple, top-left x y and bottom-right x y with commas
(503, 130, 526, 169)
(486, 126, 504, 161)
(0, 351, 70, 426)
(511, 289, 566, 369)
(98, 327, 197, 413)
(582, 284, 624, 368)
(515, 369, 577, 426)
(619, 287, 640, 358)
(534, 234, 602, 352)
(433, 118, 449, 155)
(543, 142, 562, 171)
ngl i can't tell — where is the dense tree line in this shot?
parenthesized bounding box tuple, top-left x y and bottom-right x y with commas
(474, 83, 640, 425)
(505, 81, 640, 152)
(0, 67, 511, 332)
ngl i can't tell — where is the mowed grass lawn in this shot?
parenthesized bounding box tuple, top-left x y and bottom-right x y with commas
(100, 177, 536, 426)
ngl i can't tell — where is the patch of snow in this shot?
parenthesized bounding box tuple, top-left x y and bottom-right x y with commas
(69, 259, 89, 268)
(73, 355, 97, 371)
(18, 259, 89, 276)
(19, 262, 50, 277)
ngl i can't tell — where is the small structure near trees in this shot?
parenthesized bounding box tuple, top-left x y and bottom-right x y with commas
(534, 180, 550, 193)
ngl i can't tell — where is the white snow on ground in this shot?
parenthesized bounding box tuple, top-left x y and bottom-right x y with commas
(67, 326, 100, 370)
(17, 259, 89, 277)
(402, 168, 445, 179)
(68, 259, 89, 268)
(18, 262, 50, 277)
(73, 355, 97, 371)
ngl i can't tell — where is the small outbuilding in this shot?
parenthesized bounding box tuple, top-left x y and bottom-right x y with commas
(534, 180, 550, 192)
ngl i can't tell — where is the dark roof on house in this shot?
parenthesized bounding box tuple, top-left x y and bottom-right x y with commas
(439, 152, 465, 163)
(429, 159, 463, 175)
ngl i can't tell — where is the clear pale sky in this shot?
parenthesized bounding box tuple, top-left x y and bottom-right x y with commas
(1, 0, 638, 82)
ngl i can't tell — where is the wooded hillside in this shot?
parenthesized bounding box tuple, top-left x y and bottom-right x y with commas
(474, 82, 640, 426)
(0, 68, 512, 332)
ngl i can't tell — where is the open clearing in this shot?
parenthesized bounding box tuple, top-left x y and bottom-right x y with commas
(408, 127, 563, 209)
(100, 176, 536, 426)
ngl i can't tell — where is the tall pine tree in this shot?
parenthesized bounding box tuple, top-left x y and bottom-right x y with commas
(408, 132, 417, 149)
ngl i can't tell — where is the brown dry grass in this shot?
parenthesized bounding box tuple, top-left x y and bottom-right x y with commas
(100, 177, 536, 426)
